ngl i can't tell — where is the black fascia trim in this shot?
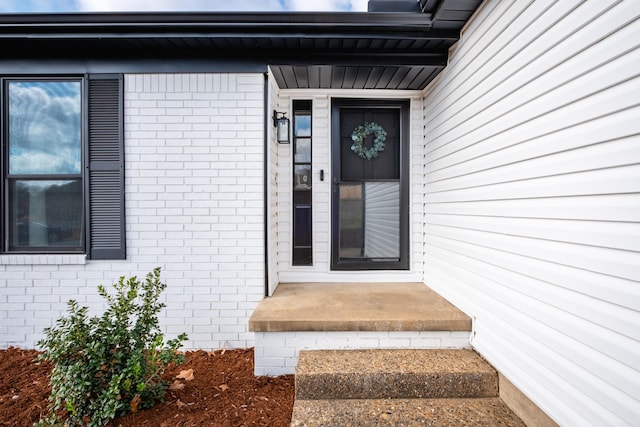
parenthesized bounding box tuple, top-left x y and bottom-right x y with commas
(0, 13, 461, 68)
(0, 12, 433, 32)
(0, 59, 268, 75)
(0, 30, 457, 42)
(0, 41, 450, 67)
(0, 13, 441, 47)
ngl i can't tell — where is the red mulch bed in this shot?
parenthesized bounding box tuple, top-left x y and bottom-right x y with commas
(0, 347, 294, 427)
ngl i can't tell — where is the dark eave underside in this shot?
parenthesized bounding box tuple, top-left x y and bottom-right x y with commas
(0, 1, 483, 90)
(271, 65, 443, 91)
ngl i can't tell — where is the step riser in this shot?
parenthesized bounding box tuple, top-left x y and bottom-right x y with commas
(291, 398, 527, 427)
(296, 371, 498, 400)
(295, 349, 498, 400)
(254, 331, 472, 376)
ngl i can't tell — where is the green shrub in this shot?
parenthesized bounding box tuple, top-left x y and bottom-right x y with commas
(35, 267, 188, 427)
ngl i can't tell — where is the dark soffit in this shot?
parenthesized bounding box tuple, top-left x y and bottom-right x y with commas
(0, 0, 483, 90)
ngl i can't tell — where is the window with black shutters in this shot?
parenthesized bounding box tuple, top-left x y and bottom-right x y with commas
(0, 74, 125, 259)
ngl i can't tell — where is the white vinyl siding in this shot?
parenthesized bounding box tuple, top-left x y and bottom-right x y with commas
(422, 1, 640, 426)
(267, 72, 281, 295)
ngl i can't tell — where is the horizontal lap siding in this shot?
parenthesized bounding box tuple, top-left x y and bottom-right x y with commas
(422, 1, 640, 425)
(267, 73, 280, 295)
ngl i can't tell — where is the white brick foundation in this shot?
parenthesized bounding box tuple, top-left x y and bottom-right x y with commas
(254, 331, 472, 376)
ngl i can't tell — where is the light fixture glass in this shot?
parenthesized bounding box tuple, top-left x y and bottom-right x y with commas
(273, 110, 290, 143)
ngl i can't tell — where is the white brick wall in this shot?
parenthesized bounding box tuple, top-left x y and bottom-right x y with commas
(254, 331, 472, 376)
(0, 73, 265, 350)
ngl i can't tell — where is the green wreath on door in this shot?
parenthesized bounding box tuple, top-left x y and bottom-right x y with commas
(350, 122, 387, 160)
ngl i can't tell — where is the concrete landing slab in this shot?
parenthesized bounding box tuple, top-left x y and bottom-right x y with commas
(291, 397, 527, 427)
(249, 282, 471, 332)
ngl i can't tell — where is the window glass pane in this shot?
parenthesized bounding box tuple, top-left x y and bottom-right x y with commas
(295, 114, 311, 137)
(338, 182, 400, 261)
(293, 205, 312, 247)
(363, 182, 400, 259)
(8, 81, 82, 175)
(292, 100, 312, 266)
(294, 165, 312, 190)
(294, 138, 311, 163)
(10, 180, 83, 248)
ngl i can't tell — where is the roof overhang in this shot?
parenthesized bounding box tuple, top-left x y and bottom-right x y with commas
(0, 1, 482, 90)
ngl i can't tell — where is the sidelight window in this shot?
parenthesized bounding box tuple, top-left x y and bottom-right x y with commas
(292, 100, 313, 266)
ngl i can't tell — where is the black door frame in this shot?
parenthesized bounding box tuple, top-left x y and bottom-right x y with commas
(330, 98, 410, 270)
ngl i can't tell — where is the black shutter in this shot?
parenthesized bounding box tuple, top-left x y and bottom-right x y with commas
(86, 74, 125, 260)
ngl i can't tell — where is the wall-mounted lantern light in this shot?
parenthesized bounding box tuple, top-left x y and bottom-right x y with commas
(273, 110, 290, 144)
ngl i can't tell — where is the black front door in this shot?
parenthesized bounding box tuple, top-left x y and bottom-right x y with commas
(331, 99, 409, 270)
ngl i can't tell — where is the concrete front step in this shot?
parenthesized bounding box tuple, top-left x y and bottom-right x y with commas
(250, 283, 473, 376)
(249, 282, 471, 332)
(290, 397, 527, 427)
(295, 349, 498, 400)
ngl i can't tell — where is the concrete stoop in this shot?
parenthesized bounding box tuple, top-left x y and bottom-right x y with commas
(291, 349, 526, 427)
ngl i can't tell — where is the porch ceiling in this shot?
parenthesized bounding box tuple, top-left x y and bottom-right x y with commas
(0, 0, 482, 90)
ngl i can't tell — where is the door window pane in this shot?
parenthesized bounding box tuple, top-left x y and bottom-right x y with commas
(8, 81, 82, 175)
(338, 182, 399, 261)
(363, 182, 399, 259)
(339, 183, 364, 259)
(10, 180, 83, 248)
